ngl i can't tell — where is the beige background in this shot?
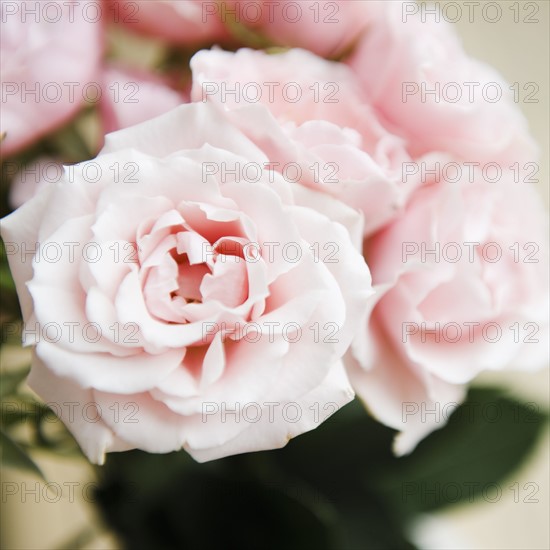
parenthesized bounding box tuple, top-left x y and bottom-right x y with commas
(1, 1, 549, 548)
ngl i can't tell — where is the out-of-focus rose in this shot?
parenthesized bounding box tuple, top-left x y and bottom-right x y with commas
(110, 0, 230, 46)
(346, 172, 549, 454)
(191, 47, 415, 236)
(99, 64, 188, 136)
(222, 0, 371, 58)
(348, 1, 537, 165)
(0, 0, 103, 156)
(1, 102, 372, 463)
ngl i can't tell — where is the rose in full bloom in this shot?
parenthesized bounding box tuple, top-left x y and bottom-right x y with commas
(191, 47, 415, 236)
(222, 0, 371, 58)
(347, 1, 537, 165)
(346, 171, 549, 454)
(1, 102, 372, 463)
(0, 0, 103, 156)
(110, 0, 230, 46)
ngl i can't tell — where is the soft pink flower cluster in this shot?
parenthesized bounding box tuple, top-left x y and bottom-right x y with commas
(2, 0, 547, 463)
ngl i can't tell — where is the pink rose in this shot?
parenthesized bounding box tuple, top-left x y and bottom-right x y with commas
(222, 0, 371, 58)
(348, 1, 537, 165)
(110, 0, 230, 46)
(0, 0, 103, 156)
(346, 172, 549, 454)
(191, 47, 415, 236)
(1, 102, 372, 463)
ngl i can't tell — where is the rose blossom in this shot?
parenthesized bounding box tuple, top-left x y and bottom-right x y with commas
(110, 0, 230, 46)
(0, 0, 103, 156)
(191, 47, 416, 237)
(346, 170, 549, 454)
(1, 102, 372, 463)
(347, 1, 537, 165)
(222, 0, 371, 58)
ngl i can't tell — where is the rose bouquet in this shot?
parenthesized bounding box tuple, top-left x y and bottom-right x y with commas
(1, 1, 548, 548)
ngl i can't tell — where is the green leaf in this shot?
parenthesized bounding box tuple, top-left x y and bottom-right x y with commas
(96, 450, 338, 550)
(264, 389, 546, 537)
(0, 367, 30, 397)
(48, 121, 93, 163)
(270, 399, 396, 499)
(0, 429, 44, 479)
(0, 263, 16, 292)
(0, 239, 22, 319)
(1, 395, 46, 427)
(262, 401, 417, 548)
(219, 5, 277, 50)
(370, 388, 548, 516)
(336, 496, 418, 550)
